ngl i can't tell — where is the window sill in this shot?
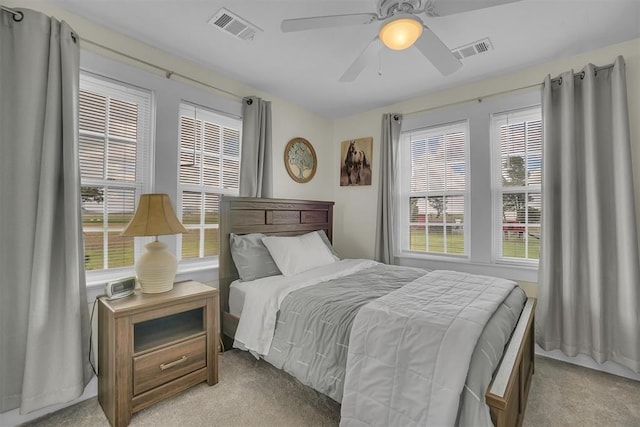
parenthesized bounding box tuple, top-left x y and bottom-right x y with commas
(85, 259, 219, 302)
(177, 258, 218, 275)
(86, 267, 136, 288)
(400, 251, 470, 262)
(395, 252, 538, 283)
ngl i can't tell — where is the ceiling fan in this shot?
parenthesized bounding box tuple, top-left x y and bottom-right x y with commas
(281, 0, 522, 82)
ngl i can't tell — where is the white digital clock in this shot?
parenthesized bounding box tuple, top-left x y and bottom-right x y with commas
(105, 276, 136, 300)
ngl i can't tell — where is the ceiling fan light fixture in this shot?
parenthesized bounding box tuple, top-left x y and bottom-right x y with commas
(379, 15, 423, 50)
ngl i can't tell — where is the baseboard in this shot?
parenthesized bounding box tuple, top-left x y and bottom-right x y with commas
(0, 378, 98, 427)
(535, 345, 640, 381)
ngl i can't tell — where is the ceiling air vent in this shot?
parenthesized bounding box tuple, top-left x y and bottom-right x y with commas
(208, 8, 262, 41)
(451, 38, 493, 61)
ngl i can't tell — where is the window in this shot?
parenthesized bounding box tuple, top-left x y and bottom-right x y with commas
(79, 73, 152, 271)
(402, 121, 468, 257)
(178, 103, 240, 260)
(492, 107, 542, 262)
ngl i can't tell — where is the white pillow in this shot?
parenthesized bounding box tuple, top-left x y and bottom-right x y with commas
(261, 231, 337, 276)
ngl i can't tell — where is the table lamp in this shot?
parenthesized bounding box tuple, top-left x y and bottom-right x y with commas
(121, 193, 187, 293)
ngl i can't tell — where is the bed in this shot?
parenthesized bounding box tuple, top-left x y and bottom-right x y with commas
(218, 196, 535, 427)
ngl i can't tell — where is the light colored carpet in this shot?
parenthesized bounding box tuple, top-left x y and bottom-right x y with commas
(23, 352, 640, 427)
(522, 356, 640, 427)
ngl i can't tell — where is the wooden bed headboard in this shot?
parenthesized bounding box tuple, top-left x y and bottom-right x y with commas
(218, 196, 335, 324)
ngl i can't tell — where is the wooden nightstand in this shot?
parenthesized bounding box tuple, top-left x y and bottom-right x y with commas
(98, 281, 218, 427)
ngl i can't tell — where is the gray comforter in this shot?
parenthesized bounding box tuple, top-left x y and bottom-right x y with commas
(263, 264, 526, 425)
(341, 270, 522, 426)
(264, 264, 426, 401)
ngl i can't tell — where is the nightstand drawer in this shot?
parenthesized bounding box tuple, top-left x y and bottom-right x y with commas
(133, 334, 206, 395)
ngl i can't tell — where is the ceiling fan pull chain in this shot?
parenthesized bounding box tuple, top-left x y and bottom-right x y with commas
(378, 39, 383, 76)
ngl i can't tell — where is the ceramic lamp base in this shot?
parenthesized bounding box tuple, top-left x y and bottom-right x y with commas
(136, 240, 177, 293)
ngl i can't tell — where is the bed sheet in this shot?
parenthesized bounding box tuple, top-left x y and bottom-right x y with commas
(229, 279, 247, 317)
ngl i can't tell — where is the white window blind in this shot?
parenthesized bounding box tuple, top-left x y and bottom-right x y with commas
(402, 120, 468, 256)
(79, 72, 152, 271)
(492, 106, 542, 262)
(178, 103, 240, 260)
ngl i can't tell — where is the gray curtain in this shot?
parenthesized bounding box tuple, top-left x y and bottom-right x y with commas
(239, 96, 273, 197)
(0, 9, 92, 413)
(537, 56, 640, 372)
(374, 113, 402, 264)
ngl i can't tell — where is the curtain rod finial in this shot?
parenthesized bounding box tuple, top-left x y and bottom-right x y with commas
(0, 6, 23, 21)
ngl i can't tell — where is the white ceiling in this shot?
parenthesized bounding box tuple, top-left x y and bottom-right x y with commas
(51, 0, 640, 119)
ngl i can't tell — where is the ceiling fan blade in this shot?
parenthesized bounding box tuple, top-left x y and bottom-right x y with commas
(413, 27, 462, 76)
(427, 0, 522, 17)
(339, 37, 380, 82)
(281, 13, 378, 32)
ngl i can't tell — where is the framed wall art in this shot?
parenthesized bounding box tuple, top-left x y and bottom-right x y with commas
(340, 137, 372, 186)
(284, 137, 317, 183)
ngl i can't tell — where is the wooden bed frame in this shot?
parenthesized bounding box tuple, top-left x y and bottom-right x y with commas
(218, 196, 534, 427)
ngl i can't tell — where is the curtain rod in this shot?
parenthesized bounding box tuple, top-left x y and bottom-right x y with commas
(404, 62, 615, 118)
(81, 38, 244, 101)
(550, 63, 614, 86)
(1, 5, 23, 21)
(2, 7, 242, 100)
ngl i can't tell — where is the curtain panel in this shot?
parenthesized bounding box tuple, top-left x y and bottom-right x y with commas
(0, 8, 92, 413)
(536, 56, 640, 372)
(374, 113, 402, 264)
(239, 96, 273, 198)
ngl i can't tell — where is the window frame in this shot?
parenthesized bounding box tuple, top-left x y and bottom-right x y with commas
(398, 119, 471, 260)
(176, 102, 241, 262)
(491, 106, 542, 266)
(79, 71, 154, 277)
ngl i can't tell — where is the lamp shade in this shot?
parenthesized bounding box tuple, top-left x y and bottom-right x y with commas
(379, 14, 423, 51)
(121, 194, 186, 293)
(121, 193, 187, 237)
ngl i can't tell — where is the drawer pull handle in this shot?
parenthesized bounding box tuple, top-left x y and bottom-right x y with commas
(160, 356, 188, 371)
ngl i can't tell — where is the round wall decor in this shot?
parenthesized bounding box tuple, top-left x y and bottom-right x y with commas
(284, 137, 317, 183)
